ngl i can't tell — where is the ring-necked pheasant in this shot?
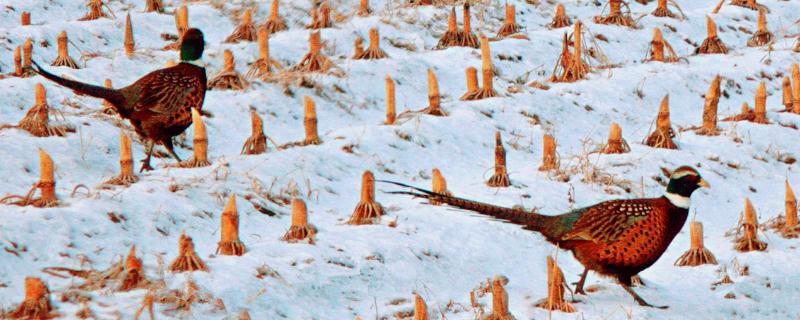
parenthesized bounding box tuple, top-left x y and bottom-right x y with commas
(383, 166, 709, 308)
(31, 29, 208, 172)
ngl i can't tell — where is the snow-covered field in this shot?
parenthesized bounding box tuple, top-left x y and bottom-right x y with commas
(1, 0, 799, 319)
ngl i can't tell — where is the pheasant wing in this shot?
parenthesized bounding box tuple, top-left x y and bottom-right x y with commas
(131, 68, 203, 114)
(561, 200, 653, 244)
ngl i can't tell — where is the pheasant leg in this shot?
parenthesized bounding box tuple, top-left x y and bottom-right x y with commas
(573, 268, 590, 295)
(140, 141, 155, 172)
(164, 139, 182, 162)
(621, 283, 668, 309)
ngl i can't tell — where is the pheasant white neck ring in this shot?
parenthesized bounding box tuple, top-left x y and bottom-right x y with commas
(664, 192, 690, 209)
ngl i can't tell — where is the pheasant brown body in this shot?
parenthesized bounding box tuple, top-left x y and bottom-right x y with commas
(32, 29, 207, 171)
(386, 166, 708, 308)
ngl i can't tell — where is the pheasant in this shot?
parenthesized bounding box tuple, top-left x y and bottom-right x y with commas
(31, 29, 208, 172)
(384, 166, 709, 308)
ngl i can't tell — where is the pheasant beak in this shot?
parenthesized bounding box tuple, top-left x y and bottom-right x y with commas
(698, 179, 711, 189)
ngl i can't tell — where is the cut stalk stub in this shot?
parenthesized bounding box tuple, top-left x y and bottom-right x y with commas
(102, 131, 139, 186)
(652, 0, 677, 18)
(496, 4, 521, 38)
(535, 256, 576, 312)
(460, 67, 480, 100)
(385, 76, 396, 125)
(17, 83, 73, 137)
(746, 9, 773, 47)
(175, 109, 211, 168)
(646, 28, 679, 63)
(593, 0, 635, 28)
(601, 122, 630, 154)
(119, 245, 147, 291)
(282, 198, 317, 243)
(462, 36, 498, 100)
(414, 293, 428, 320)
(225, 9, 257, 43)
(675, 221, 718, 266)
(303, 96, 321, 145)
(124, 14, 135, 57)
(696, 16, 728, 55)
(645, 95, 677, 149)
(348, 170, 384, 225)
(695, 75, 721, 136)
(241, 109, 268, 155)
(1, 149, 59, 208)
(353, 28, 388, 60)
(485, 276, 514, 320)
(358, 0, 372, 16)
(459, 3, 479, 48)
(550, 4, 572, 29)
(730, 0, 761, 10)
(539, 134, 559, 172)
(79, 0, 109, 21)
(51, 31, 79, 68)
(217, 196, 246, 255)
(169, 232, 208, 272)
(551, 21, 590, 83)
(163, 5, 189, 51)
(417, 69, 447, 116)
(430, 168, 453, 205)
(733, 198, 768, 252)
(436, 8, 460, 49)
(145, 0, 164, 13)
(294, 31, 331, 73)
(263, 0, 288, 34)
(21, 11, 30, 26)
(246, 28, 282, 81)
(722, 82, 768, 124)
(487, 131, 511, 188)
(208, 49, 248, 90)
(8, 277, 54, 319)
(307, 1, 332, 29)
(769, 180, 799, 238)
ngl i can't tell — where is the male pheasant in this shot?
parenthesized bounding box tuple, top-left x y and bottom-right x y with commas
(385, 166, 709, 308)
(31, 29, 208, 172)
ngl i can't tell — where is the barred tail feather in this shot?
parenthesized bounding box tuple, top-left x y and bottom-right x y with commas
(380, 180, 545, 230)
(32, 61, 126, 108)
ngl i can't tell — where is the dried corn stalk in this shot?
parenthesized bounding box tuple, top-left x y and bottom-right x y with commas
(352, 37, 364, 58)
(459, 3, 479, 48)
(793, 64, 800, 114)
(247, 28, 282, 81)
(357, 0, 372, 16)
(485, 277, 514, 320)
(769, 180, 799, 238)
(18, 39, 36, 77)
(17, 84, 73, 137)
(593, 0, 635, 28)
(294, 31, 330, 73)
(354, 28, 388, 60)
(645, 95, 677, 149)
(733, 198, 768, 252)
(307, 2, 332, 29)
(551, 21, 590, 83)
(225, 9, 257, 43)
(21, 11, 30, 26)
(208, 50, 248, 90)
(696, 16, 728, 54)
(163, 5, 189, 51)
(385, 76, 396, 125)
(419, 69, 447, 116)
(241, 110, 268, 155)
(176, 109, 211, 168)
(746, 9, 773, 47)
(601, 122, 630, 154)
(51, 31, 79, 68)
(675, 221, 717, 266)
(535, 256, 576, 312)
(263, 0, 288, 33)
(780, 77, 793, 112)
(79, 0, 109, 21)
(460, 67, 479, 100)
(103, 132, 139, 186)
(169, 233, 208, 272)
(303, 96, 321, 145)
(282, 198, 317, 243)
(487, 132, 511, 188)
(550, 4, 571, 29)
(145, 0, 164, 13)
(124, 14, 135, 57)
(730, 0, 760, 10)
(652, 0, 677, 18)
(119, 246, 146, 291)
(8, 278, 54, 319)
(496, 4, 521, 38)
(133, 292, 155, 320)
(722, 82, 768, 124)
(414, 294, 428, 320)
(430, 168, 453, 205)
(696, 75, 721, 135)
(539, 134, 558, 171)
(0, 149, 59, 208)
(436, 8, 460, 49)
(348, 171, 384, 225)
(217, 196, 246, 255)
(646, 28, 679, 63)
(462, 36, 497, 100)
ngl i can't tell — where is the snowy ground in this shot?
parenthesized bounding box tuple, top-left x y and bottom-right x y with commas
(1, 0, 799, 319)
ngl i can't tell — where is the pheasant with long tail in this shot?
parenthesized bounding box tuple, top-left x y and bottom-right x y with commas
(384, 166, 709, 308)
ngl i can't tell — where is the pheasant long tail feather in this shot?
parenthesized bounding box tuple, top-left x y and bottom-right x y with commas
(32, 61, 126, 108)
(380, 180, 544, 228)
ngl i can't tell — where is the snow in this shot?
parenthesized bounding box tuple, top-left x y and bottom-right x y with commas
(0, 0, 799, 319)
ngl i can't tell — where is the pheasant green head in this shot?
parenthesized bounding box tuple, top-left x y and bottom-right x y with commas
(664, 166, 710, 208)
(180, 28, 205, 62)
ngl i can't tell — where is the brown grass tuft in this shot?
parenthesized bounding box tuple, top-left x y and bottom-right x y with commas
(348, 171, 384, 225)
(209, 50, 248, 90)
(487, 132, 511, 188)
(282, 198, 317, 243)
(696, 16, 728, 54)
(675, 221, 717, 266)
(225, 9, 257, 43)
(8, 277, 54, 319)
(133, 292, 155, 320)
(217, 196, 247, 255)
(645, 95, 677, 149)
(535, 256, 576, 312)
(241, 109, 268, 155)
(169, 232, 208, 272)
(103, 131, 140, 186)
(733, 198, 768, 252)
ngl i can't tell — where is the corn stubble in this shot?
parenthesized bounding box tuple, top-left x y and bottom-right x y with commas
(487, 132, 511, 188)
(6, 277, 55, 319)
(348, 171, 384, 225)
(746, 9, 773, 47)
(282, 198, 317, 243)
(353, 28, 388, 60)
(769, 180, 799, 238)
(294, 32, 331, 73)
(539, 134, 558, 171)
(169, 233, 208, 272)
(13, 83, 73, 137)
(124, 14, 136, 57)
(696, 16, 728, 55)
(651, 0, 677, 18)
(1, 149, 59, 208)
(550, 21, 590, 83)
(51, 31, 79, 68)
(307, 2, 332, 29)
(263, 0, 288, 34)
(430, 168, 453, 205)
(175, 109, 211, 168)
(593, 0, 635, 28)
(225, 9, 257, 43)
(78, 0, 109, 21)
(535, 256, 576, 312)
(601, 123, 630, 154)
(163, 5, 189, 51)
(647, 28, 679, 63)
(462, 36, 498, 100)
(208, 49, 248, 90)
(645, 95, 677, 149)
(694, 75, 722, 136)
(484, 277, 515, 320)
(145, 0, 164, 13)
(103, 132, 140, 186)
(550, 4, 571, 29)
(722, 81, 769, 124)
(675, 221, 718, 266)
(119, 246, 148, 291)
(217, 196, 246, 255)
(730, 0, 761, 10)
(247, 28, 282, 81)
(733, 198, 768, 252)
(241, 109, 268, 155)
(496, 4, 522, 38)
